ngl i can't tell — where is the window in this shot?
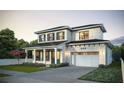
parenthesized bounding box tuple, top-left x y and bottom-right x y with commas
(27, 50, 33, 58)
(47, 33, 54, 41)
(46, 50, 50, 61)
(56, 32, 65, 40)
(36, 51, 40, 61)
(79, 31, 89, 40)
(39, 34, 46, 42)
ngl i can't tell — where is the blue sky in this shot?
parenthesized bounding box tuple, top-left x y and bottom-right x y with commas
(0, 10, 124, 42)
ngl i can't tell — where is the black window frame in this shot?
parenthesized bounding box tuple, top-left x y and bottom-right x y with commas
(46, 50, 50, 61)
(47, 33, 54, 41)
(79, 31, 89, 40)
(56, 32, 65, 40)
(39, 34, 46, 42)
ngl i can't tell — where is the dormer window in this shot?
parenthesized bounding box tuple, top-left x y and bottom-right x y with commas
(39, 34, 46, 42)
(79, 31, 89, 40)
(57, 32, 65, 40)
(47, 33, 54, 41)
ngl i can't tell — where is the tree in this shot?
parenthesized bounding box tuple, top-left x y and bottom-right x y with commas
(121, 43, 124, 46)
(9, 50, 25, 64)
(29, 39, 38, 46)
(16, 39, 29, 49)
(112, 46, 121, 62)
(0, 28, 38, 59)
(121, 43, 124, 60)
(0, 28, 17, 58)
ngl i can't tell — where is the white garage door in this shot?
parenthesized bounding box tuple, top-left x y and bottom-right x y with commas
(72, 52, 99, 67)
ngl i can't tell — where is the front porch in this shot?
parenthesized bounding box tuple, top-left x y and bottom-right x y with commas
(24, 48, 63, 65)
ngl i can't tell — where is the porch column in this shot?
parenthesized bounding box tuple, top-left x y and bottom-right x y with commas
(43, 49, 46, 64)
(33, 49, 36, 63)
(40, 51, 43, 61)
(54, 48, 57, 64)
(49, 51, 51, 64)
(25, 49, 28, 62)
(60, 50, 63, 63)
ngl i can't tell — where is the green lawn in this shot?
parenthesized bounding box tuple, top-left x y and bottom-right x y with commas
(0, 73, 10, 77)
(0, 64, 46, 73)
(79, 62, 122, 83)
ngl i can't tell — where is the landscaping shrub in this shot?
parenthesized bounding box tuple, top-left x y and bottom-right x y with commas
(50, 63, 69, 68)
(121, 48, 124, 60)
(99, 61, 121, 68)
(99, 64, 106, 68)
(50, 64, 58, 68)
(79, 61, 122, 83)
(59, 63, 69, 67)
(22, 62, 46, 67)
(112, 46, 121, 62)
(108, 61, 121, 68)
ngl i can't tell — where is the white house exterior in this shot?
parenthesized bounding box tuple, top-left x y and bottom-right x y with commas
(24, 24, 113, 67)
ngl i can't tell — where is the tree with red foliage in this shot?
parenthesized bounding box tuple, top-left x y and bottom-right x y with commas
(10, 50, 25, 64)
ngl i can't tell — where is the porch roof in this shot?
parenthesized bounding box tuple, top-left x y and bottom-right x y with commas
(35, 24, 106, 34)
(23, 41, 65, 50)
(23, 46, 58, 50)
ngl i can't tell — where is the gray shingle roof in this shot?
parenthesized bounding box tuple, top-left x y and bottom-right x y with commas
(71, 24, 106, 32)
(67, 39, 109, 44)
(35, 26, 71, 34)
(35, 24, 106, 34)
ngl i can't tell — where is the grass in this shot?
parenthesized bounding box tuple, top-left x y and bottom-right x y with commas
(0, 64, 47, 73)
(0, 62, 69, 73)
(79, 62, 123, 83)
(0, 73, 10, 77)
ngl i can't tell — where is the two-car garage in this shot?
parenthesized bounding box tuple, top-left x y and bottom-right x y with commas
(71, 52, 99, 67)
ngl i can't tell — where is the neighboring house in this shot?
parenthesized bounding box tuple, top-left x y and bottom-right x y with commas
(24, 24, 112, 67)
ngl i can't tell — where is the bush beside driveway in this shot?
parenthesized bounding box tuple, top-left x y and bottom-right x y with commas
(79, 62, 122, 83)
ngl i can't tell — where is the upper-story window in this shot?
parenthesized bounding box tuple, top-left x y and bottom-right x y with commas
(47, 33, 54, 41)
(39, 34, 46, 42)
(79, 31, 89, 40)
(56, 32, 65, 40)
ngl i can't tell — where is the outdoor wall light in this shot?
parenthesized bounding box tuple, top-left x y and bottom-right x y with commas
(65, 51, 70, 57)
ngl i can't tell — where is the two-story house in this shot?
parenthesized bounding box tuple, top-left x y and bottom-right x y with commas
(24, 24, 112, 67)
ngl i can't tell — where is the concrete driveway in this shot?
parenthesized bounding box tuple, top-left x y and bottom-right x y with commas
(0, 66, 96, 83)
